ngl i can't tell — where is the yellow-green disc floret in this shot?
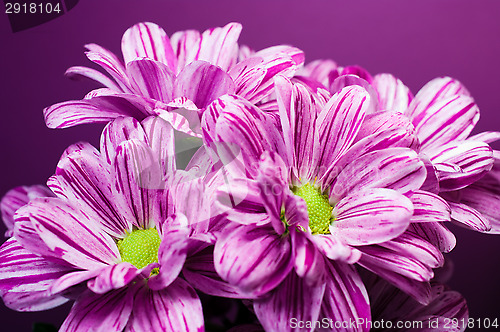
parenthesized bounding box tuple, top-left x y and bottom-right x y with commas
(293, 183, 334, 234)
(117, 228, 161, 269)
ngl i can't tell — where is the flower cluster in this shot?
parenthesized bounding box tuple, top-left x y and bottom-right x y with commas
(2, 21, 496, 331)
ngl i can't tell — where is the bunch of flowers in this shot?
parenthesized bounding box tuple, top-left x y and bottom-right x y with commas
(1, 21, 497, 331)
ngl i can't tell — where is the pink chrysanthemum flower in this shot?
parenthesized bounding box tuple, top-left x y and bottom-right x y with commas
(44, 22, 304, 137)
(201, 77, 447, 330)
(0, 116, 231, 331)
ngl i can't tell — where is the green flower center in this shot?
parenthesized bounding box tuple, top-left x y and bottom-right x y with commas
(117, 228, 161, 269)
(293, 183, 333, 234)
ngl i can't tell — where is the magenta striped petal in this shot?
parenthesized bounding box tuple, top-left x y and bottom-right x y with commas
(409, 191, 451, 223)
(174, 61, 235, 109)
(141, 116, 176, 176)
(49, 269, 102, 295)
(309, 233, 361, 264)
(377, 232, 444, 269)
(19, 198, 120, 269)
(255, 45, 305, 67)
(407, 222, 456, 253)
(319, 260, 370, 332)
(121, 22, 177, 70)
(316, 86, 370, 180)
(0, 238, 71, 311)
(430, 140, 493, 191)
(406, 76, 470, 119)
(291, 231, 326, 286)
(113, 140, 166, 229)
(359, 246, 434, 282)
(127, 279, 203, 332)
(354, 111, 415, 142)
(1, 185, 53, 236)
(332, 188, 413, 246)
(85, 48, 131, 93)
(329, 148, 426, 202)
(254, 271, 325, 332)
(372, 73, 413, 114)
(413, 95, 479, 151)
(100, 117, 148, 165)
(148, 219, 189, 291)
(275, 75, 320, 182)
(170, 29, 201, 73)
(157, 108, 200, 138)
(320, 128, 419, 189)
(453, 185, 500, 234)
(60, 287, 134, 332)
(196, 22, 242, 71)
(65, 66, 121, 91)
(183, 247, 256, 299)
(214, 224, 293, 296)
(87, 263, 140, 294)
(49, 145, 133, 238)
(44, 96, 149, 129)
(468, 131, 500, 144)
(330, 74, 379, 115)
(127, 58, 175, 103)
(448, 202, 491, 232)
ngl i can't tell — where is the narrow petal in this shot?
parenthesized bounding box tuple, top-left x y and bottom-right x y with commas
(448, 202, 491, 232)
(60, 287, 135, 332)
(141, 116, 176, 176)
(121, 22, 176, 70)
(413, 95, 479, 151)
(409, 191, 451, 223)
(407, 76, 470, 120)
(214, 224, 293, 296)
(309, 233, 361, 264)
(65, 66, 121, 91)
(372, 73, 413, 114)
(87, 262, 140, 294)
(332, 188, 413, 246)
(316, 86, 370, 179)
(330, 74, 379, 114)
(291, 231, 326, 286)
(126, 279, 203, 332)
(127, 58, 175, 103)
(19, 198, 120, 269)
(85, 48, 131, 93)
(1, 185, 53, 236)
(319, 261, 370, 332)
(298, 59, 338, 89)
(113, 140, 166, 229)
(196, 22, 242, 71)
(254, 271, 325, 332)
(0, 238, 71, 311)
(329, 148, 426, 202)
(170, 29, 201, 73)
(354, 111, 415, 142)
(407, 222, 456, 253)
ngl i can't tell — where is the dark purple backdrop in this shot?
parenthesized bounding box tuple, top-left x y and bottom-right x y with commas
(1, 1, 500, 330)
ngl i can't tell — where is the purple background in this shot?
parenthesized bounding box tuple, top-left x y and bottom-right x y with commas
(1, 0, 500, 330)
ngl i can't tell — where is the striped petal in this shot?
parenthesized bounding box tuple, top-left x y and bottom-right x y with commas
(330, 74, 379, 114)
(407, 222, 456, 253)
(126, 279, 203, 332)
(65, 66, 121, 91)
(100, 117, 148, 165)
(309, 233, 361, 264)
(0, 238, 71, 311)
(87, 263, 140, 294)
(275, 75, 320, 182)
(49, 144, 133, 238)
(319, 260, 370, 332)
(254, 271, 325, 332)
(329, 148, 426, 202)
(291, 231, 326, 286)
(409, 191, 451, 223)
(448, 202, 491, 232)
(298, 59, 338, 89)
(141, 116, 176, 177)
(60, 287, 134, 332)
(372, 73, 413, 114)
(174, 61, 235, 109)
(85, 47, 131, 93)
(127, 58, 175, 103)
(1, 185, 53, 236)
(406, 76, 470, 120)
(332, 188, 413, 246)
(316, 86, 370, 180)
(195, 22, 242, 71)
(354, 111, 415, 142)
(121, 22, 176, 70)
(18, 197, 120, 270)
(214, 224, 293, 296)
(113, 140, 166, 229)
(412, 95, 479, 151)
